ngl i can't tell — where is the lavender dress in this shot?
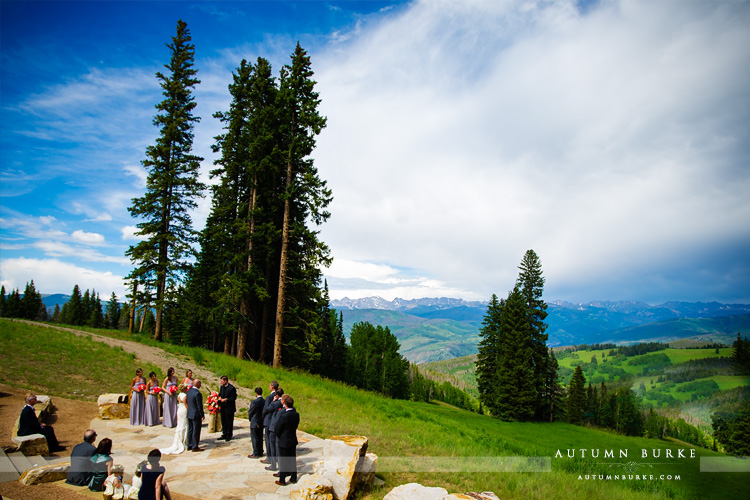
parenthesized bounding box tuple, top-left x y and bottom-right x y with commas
(162, 376, 178, 428)
(144, 383, 161, 426)
(129, 377, 146, 426)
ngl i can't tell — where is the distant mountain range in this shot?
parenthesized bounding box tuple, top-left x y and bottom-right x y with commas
(332, 297, 750, 363)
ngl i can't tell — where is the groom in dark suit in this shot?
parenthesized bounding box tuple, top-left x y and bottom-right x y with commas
(218, 376, 237, 441)
(187, 379, 205, 452)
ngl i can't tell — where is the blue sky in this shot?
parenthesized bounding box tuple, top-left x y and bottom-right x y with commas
(1, 0, 749, 305)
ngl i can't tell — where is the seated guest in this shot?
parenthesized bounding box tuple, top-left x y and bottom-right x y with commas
(89, 437, 114, 491)
(139, 449, 173, 500)
(18, 393, 62, 452)
(66, 429, 97, 485)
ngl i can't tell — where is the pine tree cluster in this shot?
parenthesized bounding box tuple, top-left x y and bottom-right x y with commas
(475, 250, 563, 421)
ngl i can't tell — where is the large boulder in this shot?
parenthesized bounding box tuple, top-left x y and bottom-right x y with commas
(383, 483, 449, 500)
(311, 435, 376, 500)
(12, 434, 49, 456)
(19, 462, 70, 485)
(98, 393, 130, 420)
(289, 474, 334, 500)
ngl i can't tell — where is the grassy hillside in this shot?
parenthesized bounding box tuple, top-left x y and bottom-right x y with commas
(0, 318, 746, 500)
(337, 309, 480, 363)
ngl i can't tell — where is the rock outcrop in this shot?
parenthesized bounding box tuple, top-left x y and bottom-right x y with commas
(19, 462, 70, 485)
(383, 483, 500, 500)
(287, 435, 377, 500)
(97, 393, 130, 420)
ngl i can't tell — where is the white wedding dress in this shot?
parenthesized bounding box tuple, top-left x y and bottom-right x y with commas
(161, 393, 188, 455)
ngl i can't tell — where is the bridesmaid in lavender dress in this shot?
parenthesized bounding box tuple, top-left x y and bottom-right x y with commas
(129, 368, 146, 426)
(144, 371, 161, 426)
(162, 367, 178, 428)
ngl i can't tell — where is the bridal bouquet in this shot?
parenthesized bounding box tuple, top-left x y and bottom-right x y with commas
(207, 392, 220, 414)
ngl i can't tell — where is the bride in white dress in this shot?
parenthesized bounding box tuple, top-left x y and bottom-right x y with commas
(161, 392, 188, 455)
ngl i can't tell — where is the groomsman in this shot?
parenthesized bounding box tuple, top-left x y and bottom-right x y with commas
(274, 394, 300, 486)
(187, 379, 205, 452)
(247, 387, 265, 458)
(261, 381, 278, 461)
(263, 389, 284, 471)
(218, 376, 237, 441)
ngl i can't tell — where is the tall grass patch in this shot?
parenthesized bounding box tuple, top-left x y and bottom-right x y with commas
(0, 319, 160, 400)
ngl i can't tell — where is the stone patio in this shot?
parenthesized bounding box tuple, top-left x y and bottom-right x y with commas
(82, 416, 324, 500)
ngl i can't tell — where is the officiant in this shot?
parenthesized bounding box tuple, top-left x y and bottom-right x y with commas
(218, 376, 237, 441)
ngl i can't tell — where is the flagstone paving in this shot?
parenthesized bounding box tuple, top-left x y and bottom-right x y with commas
(73, 417, 323, 500)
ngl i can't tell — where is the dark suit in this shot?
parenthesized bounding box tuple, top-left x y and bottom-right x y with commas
(265, 400, 283, 468)
(262, 391, 276, 457)
(219, 382, 237, 440)
(66, 441, 95, 485)
(248, 395, 265, 456)
(18, 405, 60, 451)
(275, 407, 300, 484)
(186, 387, 204, 450)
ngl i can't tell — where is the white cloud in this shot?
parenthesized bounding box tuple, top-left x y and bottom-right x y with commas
(70, 202, 113, 222)
(123, 164, 148, 189)
(120, 226, 144, 241)
(32, 241, 129, 265)
(312, 0, 750, 303)
(71, 229, 105, 245)
(0, 257, 126, 297)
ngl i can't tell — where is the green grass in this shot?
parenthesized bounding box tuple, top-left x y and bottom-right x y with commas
(0, 318, 161, 400)
(1, 319, 747, 500)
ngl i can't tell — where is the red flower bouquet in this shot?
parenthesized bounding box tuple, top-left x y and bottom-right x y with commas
(169, 385, 178, 395)
(137, 384, 146, 392)
(152, 387, 162, 394)
(207, 392, 220, 414)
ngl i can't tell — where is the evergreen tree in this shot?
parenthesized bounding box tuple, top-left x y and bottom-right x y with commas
(5, 288, 22, 318)
(732, 333, 750, 374)
(494, 287, 536, 421)
(105, 292, 121, 329)
(567, 365, 587, 425)
(273, 43, 330, 368)
(21, 281, 44, 320)
(89, 292, 104, 328)
(0, 285, 5, 316)
(63, 285, 85, 325)
(346, 322, 410, 399)
(126, 19, 204, 341)
(476, 294, 503, 415)
(516, 249, 549, 419)
(51, 304, 61, 323)
(544, 349, 564, 422)
(118, 303, 131, 330)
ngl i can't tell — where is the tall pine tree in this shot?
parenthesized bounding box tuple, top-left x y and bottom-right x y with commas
(273, 43, 331, 368)
(126, 19, 204, 341)
(516, 249, 550, 419)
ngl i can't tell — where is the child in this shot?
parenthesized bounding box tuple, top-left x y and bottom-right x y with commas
(102, 464, 124, 500)
(126, 461, 146, 499)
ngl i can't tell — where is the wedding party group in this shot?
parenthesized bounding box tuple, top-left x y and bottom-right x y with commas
(129, 369, 300, 486)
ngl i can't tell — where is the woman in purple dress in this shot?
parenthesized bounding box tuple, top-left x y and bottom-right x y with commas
(130, 368, 146, 426)
(161, 367, 178, 428)
(144, 371, 161, 426)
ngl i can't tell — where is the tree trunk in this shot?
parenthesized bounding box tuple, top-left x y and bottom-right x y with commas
(128, 282, 137, 334)
(237, 180, 257, 360)
(273, 160, 293, 369)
